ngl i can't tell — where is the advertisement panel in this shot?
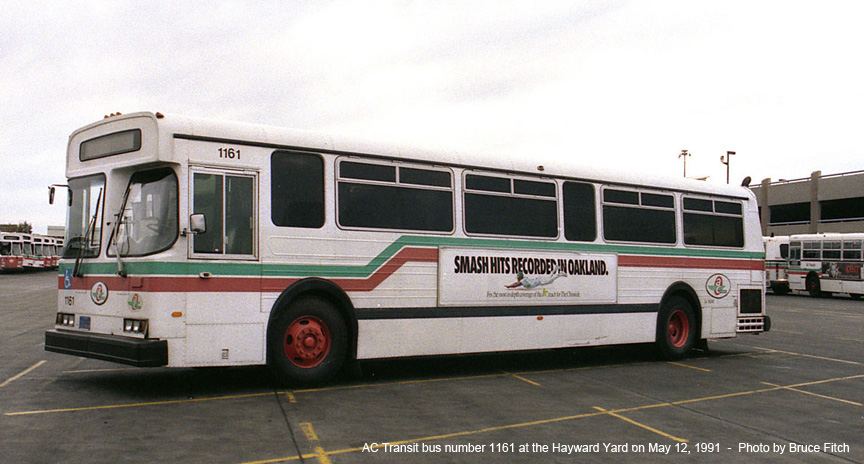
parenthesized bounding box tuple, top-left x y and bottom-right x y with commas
(821, 261, 863, 280)
(438, 247, 617, 307)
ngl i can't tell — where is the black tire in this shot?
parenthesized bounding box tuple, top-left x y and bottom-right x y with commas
(268, 297, 347, 387)
(771, 283, 789, 296)
(806, 274, 821, 298)
(656, 296, 697, 361)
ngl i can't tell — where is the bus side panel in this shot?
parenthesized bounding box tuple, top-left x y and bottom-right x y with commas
(355, 313, 655, 359)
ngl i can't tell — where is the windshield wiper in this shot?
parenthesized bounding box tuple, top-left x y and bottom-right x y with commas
(72, 188, 102, 278)
(109, 191, 131, 278)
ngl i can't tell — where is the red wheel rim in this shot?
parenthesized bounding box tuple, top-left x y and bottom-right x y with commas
(283, 316, 330, 368)
(667, 309, 690, 348)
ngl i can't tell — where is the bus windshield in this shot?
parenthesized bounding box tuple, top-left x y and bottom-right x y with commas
(62, 174, 105, 259)
(109, 168, 179, 257)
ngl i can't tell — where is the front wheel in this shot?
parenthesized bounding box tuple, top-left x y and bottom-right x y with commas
(656, 296, 697, 360)
(268, 297, 347, 387)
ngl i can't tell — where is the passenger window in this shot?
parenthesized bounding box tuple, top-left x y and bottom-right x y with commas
(337, 160, 453, 233)
(271, 151, 325, 228)
(682, 197, 743, 247)
(464, 174, 557, 238)
(563, 182, 596, 242)
(603, 188, 675, 244)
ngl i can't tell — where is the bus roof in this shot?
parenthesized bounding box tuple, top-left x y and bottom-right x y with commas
(72, 111, 755, 200)
(790, 233, 864, 241)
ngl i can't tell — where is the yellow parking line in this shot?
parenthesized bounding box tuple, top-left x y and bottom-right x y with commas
(668, 362, 711, 372)
(731, 344, 862, 366)
(593, 406, 687, 442)
(501, 370, 542, 387)
(1, 360, 47, 388)
(764, 348, 862, 366)
(300, 423, 332, 464)
(5, 391, 275, 416)
(293, 372, 508, 395)
(761, 382, 863, 407)
(62, 367, 141, 374)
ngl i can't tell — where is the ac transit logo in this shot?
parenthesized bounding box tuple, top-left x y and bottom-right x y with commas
(706, 274, 731, 299)
(90, 281, 109, 305)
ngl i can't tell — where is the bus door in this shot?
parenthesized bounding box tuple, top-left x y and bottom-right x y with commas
(186, 167, 263, 364)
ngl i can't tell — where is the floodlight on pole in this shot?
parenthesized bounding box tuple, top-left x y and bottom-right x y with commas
(720, 151, 736, 184)
(678, 149, 690, 177)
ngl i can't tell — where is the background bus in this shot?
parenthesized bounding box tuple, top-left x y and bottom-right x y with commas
(45, 112, 769, 386)
(788, 233, 864, 299)
(1, 233, 60, 271)
(0, 233, 25, 271)
(764, 235, 790, 295)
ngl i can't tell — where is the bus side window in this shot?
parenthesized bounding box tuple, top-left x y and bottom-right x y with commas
(271, 151, 325, 228)
(602, 188, 676, 244)
(563, 181, 596, 242)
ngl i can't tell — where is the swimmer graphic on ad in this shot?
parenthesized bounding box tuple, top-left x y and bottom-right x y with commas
(505, 264, 567, 289)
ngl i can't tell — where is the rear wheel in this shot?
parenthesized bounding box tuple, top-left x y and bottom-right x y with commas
(806, 274, 821, 297)
(656, 296, 697, 360)
(268, 297, 347, 387)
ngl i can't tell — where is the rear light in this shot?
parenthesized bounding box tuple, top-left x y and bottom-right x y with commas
(56, 313, 75, 327)
(123, 318, 148, 335)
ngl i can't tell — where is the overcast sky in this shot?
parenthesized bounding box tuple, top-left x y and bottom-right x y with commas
(3, 1, 864, 234)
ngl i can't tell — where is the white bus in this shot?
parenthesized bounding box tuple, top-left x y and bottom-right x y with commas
(788, 233, 864, 299)
(45, 112, 769, 386)
(763, 236, 790, 295)
(1, 233, 26, 271)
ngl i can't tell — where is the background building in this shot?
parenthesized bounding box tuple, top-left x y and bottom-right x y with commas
(750, 170, 864, 237)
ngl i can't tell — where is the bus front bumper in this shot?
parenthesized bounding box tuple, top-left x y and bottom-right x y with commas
(45, 330, 168, 367)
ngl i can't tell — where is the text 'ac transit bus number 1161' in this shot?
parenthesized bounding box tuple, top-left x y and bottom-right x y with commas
(218, 147, 240, 159)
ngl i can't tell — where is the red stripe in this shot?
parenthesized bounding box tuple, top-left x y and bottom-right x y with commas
(618, 255, 763, 271)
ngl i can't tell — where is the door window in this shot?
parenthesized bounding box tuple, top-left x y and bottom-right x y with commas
(192, 170, 256, 258)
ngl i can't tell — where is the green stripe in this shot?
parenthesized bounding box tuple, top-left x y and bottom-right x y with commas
(59, 235, 764, 278)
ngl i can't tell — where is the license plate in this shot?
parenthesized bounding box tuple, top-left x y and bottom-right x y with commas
(79, 316, 91, 331)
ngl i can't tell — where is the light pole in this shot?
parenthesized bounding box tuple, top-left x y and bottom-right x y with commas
(720, 151, 736, 184)
(678, 149, 690, 177)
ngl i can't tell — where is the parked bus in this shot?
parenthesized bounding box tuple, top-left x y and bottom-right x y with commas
(788, 233, 864, 299)
(37, 235, 62, 269)
(0, 233, 25, 271)
(764, 236, 790, 295)
(45, 112, 769, 386)
(32, 235, 55, 269)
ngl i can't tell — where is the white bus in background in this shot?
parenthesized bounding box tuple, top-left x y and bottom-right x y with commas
(45, 112, 769, 386)
(32, 235, 60, 269)
(0, 233, 26, 271)
(763, 236, 790, 295)
(788, 233, 864, 299)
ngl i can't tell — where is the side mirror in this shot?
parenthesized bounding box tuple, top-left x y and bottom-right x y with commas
(190, 214, 207, 234)
(49, 184, 72, 206)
